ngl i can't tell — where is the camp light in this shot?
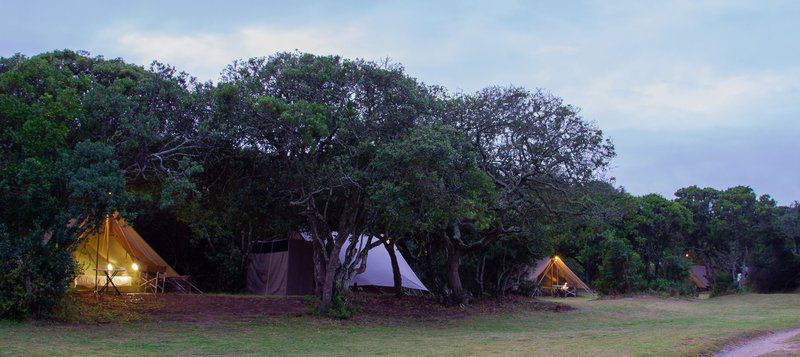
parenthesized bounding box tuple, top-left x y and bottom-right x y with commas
(131, 263, 139, 271)
(107, 263, 113, 271)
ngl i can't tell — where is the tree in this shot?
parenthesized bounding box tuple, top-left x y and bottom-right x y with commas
(214, 53, 432, 313)
(621, 194, 693, 282)
(595, 231, 645, 294)
(368, 124, 496, 299)
(749, 198, 800, 292)
(0, 51, 199, 318)
(437, 87, 615, 302)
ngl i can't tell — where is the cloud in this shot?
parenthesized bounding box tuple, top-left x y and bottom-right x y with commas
(566, 64, 799, 131)
(110, 25, 381, 82)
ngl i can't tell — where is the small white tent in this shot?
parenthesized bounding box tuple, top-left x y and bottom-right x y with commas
(338, 235, 428, 291)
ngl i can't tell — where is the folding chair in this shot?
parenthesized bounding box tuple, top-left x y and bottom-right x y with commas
(532, 284, 543, 297)
(139, 266, 167, 293)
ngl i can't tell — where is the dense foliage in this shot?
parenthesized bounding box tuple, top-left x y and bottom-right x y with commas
(1, 50, 797, 318)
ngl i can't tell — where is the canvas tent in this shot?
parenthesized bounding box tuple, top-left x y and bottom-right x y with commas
(246, 232, 428, 295)
(340, 235, 428, 292)
(527, 256, 594, 295)
(690, 265, 711, 290)
(246, 232, 315, 295)
(72, 214, 179, 292)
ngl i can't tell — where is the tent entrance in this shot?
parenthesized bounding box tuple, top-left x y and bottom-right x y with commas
(72, 214, 181, 293)
(529, 256, 596, 296)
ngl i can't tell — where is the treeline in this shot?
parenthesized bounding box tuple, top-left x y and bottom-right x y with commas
(0, 51, 797, 319)
(548, 184, 800, 296)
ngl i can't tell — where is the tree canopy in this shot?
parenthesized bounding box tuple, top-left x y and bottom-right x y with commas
(1, 50, 797, 319)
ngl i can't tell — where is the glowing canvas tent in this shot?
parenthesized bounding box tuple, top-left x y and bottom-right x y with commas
(72, 214, 179, 291)
(246, 232, 428, 295)
(528, 256, 594, 295)
(690, 265, 711, 290)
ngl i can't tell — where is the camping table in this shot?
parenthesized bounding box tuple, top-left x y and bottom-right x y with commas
(95, 268, 127, 295)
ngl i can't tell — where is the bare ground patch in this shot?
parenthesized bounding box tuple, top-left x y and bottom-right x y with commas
(65, 292, 568, 325)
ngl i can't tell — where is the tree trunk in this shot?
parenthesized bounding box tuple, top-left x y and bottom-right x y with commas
(318, 241, 343, 314)
(312, 242, 325, 298)
(385, 240, 403, 296)
(476, 253, 486, 296)
(446, 246, 466, 304)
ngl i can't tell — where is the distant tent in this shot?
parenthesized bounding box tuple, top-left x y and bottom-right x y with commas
(690, 265, 711, 290)
(72, 214, 179, 292)
(246, 232, 428, 296)
(527, 256, 594, 295)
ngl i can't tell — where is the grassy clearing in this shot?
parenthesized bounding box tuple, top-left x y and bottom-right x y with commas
(1, 293, 799, 356)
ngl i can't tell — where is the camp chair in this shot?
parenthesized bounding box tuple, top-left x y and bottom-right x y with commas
(565, 285, 577, 297)
(139, 266, 167, 293)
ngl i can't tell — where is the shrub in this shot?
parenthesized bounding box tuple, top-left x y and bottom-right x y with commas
(594, 232, 646, 294)
(0, 226, 76, 319)
(306, 291, 353, 319)
(647, 254, 694, 296)
(517, 280, 536, 296)
(711, 271, 735, 297)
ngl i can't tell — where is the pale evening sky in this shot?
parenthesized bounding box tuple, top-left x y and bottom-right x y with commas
(2, 0, 798, 203)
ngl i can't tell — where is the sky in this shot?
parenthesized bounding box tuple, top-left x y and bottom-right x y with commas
(2, 0, 798, 203)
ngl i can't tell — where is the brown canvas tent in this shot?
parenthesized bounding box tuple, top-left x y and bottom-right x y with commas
(246, 232, 315, 295)
(690, 265, 711, 290)
(527, 256, 595, 295)
(72, 214, 179, 292)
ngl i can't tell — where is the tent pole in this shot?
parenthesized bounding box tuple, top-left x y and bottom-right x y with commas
(94, 222, 100, 292)
(105, 214, 110, 269)
(536, 260, 552, 286)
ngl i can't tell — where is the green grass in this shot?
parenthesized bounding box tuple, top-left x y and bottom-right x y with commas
(2, 293, 799, 356)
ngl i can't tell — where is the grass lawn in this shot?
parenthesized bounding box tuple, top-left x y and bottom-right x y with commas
(1, 293, 799, 356)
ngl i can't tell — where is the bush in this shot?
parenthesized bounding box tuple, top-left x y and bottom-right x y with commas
(594, 232, 646, 294)
(518, 280, 536, 296)
(0, 226, 76, 319)
(711, 271, 735, 297)
(306, 291, 353, 319)
(648, 278, 695, 296)
(647, 254, 694, 296)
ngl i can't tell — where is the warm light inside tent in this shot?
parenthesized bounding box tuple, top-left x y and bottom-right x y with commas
(131, 263, 139, 271)
(107, 263, 113, 271)
(554, 256, 560, 261)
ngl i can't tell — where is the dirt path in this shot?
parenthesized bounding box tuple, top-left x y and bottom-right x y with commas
(716, 328, 800, 356)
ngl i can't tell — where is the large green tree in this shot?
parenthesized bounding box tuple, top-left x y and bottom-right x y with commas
(212, 53, 432, 313)
(0, 51, 199, 318)
(368, 124, 496, 299)
(437, 87, 615, 302)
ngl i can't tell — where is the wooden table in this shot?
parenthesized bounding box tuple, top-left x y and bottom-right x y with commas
(95, 268, 127, 295)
